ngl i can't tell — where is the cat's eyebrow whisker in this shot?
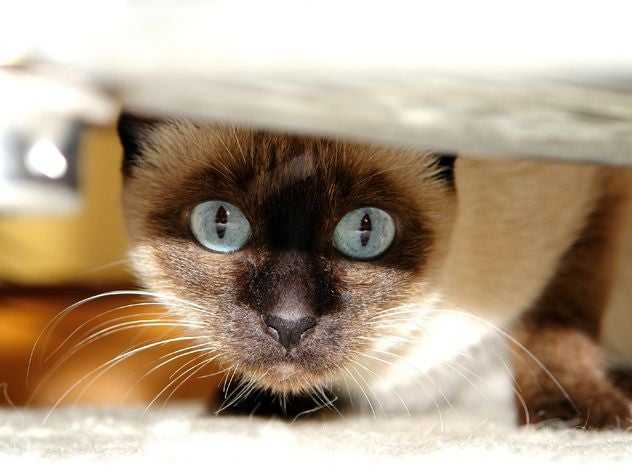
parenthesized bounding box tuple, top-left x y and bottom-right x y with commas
(211, 130, 241, 180)
(41, 336, 200, 423)
(230, 127, 247, 165)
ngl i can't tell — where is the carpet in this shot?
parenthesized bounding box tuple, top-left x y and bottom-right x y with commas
(2, 375, 632, 473)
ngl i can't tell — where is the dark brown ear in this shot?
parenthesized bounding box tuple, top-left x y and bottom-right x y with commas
(434, 152, 457, 188)
(117, 113, 161, 176)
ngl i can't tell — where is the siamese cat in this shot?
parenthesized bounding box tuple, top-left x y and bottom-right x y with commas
(118, 114, 632, 428)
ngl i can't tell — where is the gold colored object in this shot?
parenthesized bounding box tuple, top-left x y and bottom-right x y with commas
(0, 127, 130, 286)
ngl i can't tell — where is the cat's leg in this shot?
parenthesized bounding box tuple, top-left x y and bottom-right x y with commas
(512, 325, 632, 429)
(608, 368, 632, 400)
(511, 188, 632, 429)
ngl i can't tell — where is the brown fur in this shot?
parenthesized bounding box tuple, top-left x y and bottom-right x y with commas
(119, 116, 632, 426)
(122, 119, 455, 395)
(609, 368, 632, 399)
(512, 175, 632, 429)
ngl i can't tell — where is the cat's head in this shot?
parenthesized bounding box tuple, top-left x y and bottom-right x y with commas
(118, 115, 456, 394)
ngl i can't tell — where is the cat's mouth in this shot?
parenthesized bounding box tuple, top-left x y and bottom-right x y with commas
(234, 342, 341, 395)
(209, 306, 355, 395)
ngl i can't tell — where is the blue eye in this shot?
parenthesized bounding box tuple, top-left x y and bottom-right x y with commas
(333, 207, 395, 260)
(190, 201, 251, 253)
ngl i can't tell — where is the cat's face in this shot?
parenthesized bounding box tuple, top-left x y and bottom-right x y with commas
(120, 117, 456, 394)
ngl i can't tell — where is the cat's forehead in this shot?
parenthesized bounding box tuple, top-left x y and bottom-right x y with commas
(135, 121, 440, 205)
(185, 125, 367, 187)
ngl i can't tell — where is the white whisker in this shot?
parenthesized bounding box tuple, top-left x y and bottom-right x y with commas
(45, 302, 168, 361)
(342, 365, 375, 418)
(28, 289, 208, 385)
(42, 336, 199, 423)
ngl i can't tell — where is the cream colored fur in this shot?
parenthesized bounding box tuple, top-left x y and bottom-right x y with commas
(123, 121, 632, 408)
(357, 159, 632, 409)
(440, 157, 602, 323)
(602, 168, 632, 363)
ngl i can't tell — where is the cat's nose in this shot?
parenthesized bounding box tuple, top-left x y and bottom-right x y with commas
(263, 313, 317, 351)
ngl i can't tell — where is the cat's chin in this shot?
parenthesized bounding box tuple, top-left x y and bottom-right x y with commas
(248, 362, 331, 395)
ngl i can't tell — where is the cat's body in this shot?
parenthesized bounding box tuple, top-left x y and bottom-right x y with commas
(118, 115, 632, 428)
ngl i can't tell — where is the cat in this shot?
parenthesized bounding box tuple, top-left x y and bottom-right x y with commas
(118, 114, 632, 428)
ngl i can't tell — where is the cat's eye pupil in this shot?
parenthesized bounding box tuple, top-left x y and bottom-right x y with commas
(215, 206, 228, 239)
(215, 206, 228, 224)
(359, 213, 372, 247)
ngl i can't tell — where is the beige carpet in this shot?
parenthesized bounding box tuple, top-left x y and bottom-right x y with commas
(2, 391, 632, 472)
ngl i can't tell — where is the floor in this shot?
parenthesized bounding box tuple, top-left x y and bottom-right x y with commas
(2, 393, 632, 470)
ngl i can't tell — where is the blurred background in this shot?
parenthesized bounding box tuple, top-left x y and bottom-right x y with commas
(0, 125, 215, 408)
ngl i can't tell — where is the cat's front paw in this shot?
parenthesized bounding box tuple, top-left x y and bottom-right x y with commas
(517, 386, 632, 430)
